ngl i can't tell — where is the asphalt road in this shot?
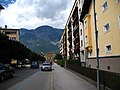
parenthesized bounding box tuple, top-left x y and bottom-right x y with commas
(0, 65, 40, 90)
(7, 66, 52, 90)
(0, 64, 97, 90)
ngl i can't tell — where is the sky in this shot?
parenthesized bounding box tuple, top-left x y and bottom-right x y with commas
(0, 0, 74, 29)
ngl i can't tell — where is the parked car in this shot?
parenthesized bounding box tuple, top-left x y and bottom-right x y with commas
(0, 64, 15, 81)
(30, 61, 39, 69)
(41, 62, 52, 71)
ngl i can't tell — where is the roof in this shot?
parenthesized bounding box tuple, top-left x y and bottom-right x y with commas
(0, 28, 19, 31)
(80, 0, 92, 22)
(0, 4, 4, 9)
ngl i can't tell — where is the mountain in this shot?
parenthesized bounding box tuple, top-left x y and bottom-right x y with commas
(20, 25, 63, 53)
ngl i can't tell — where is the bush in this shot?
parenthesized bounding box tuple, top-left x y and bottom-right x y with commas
(56, 59, 64, 67)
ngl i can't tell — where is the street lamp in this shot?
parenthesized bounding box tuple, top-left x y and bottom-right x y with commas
(93, 0, 100, 90)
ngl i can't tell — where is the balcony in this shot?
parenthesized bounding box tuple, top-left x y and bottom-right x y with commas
(68, 35, 72, 41)
(69, 44, 72, 49)
(74, 45, 80, 53)
(73, 24, 79, 31)
(72, 7, 78, 20)
(86, 46, 92, 52)
(84, 15, 92, 49)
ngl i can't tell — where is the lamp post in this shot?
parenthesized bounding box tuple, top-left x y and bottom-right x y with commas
(93, 0, 100, 90)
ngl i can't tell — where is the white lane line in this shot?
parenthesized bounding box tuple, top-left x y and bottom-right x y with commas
(50, 67, 54, 90)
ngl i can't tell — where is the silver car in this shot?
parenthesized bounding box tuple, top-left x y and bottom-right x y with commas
(41, 63, 52, 71)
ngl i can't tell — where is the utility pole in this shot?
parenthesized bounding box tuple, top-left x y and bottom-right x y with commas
(93, 0, 100, 90)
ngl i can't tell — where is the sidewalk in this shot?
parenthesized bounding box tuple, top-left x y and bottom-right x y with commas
(53, 63, 97, 90)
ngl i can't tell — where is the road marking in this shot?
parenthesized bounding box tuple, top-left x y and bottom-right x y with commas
(50, 67, 54, 90)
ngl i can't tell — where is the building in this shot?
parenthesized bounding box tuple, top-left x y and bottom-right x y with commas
(0, 4, 20, 42)
(46, 52, 55, 61)
(80, 0, 120, 73)
(0, 25, 20, 41)
(60, 0, 85, 65)
(60, 0, 120, 73)
(60, 31, 64, 57)
(0, 4, 4, 11)
(60, 28, 68, 59)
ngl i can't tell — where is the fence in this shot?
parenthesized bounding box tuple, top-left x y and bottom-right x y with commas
(66, 60, 120, 90)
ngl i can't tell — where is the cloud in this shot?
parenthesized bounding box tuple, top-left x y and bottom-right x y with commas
(0, 0, 74, 29)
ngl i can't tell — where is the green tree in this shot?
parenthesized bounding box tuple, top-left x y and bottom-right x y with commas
(0, 33, 45, 64)
(54, 53, 62, 60)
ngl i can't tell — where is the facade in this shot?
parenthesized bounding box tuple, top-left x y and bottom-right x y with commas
(0, 5, 20, 42)
(83, 0, 120, 73)
(60, 0, 120, 73)
(0, 26, 20, 41)
(60, 28, 68, 59)
(60, 0, 85, 64)
(46, 52, 55, 61)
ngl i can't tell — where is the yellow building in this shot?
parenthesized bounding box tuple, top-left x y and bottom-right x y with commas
(80, 0, 120, 73)
(45, 52, 55, 61)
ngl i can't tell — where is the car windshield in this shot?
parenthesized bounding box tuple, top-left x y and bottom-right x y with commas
(43, 63, 50, 65)
(0, 66, 4, 70)
(32, 61, 38, 64)
(0, 65, 6, 70)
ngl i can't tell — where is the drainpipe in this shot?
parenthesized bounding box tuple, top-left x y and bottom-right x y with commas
(93, 0, 100, 90)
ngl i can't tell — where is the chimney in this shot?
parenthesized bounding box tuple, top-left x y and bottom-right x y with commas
(5, 25, 7, 29)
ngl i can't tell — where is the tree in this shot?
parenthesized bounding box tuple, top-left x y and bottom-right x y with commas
(0, 33, 46, 64)
(54, 53, 62, 60)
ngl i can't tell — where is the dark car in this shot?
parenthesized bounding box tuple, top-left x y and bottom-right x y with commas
(41, 62, 52, 71)
(30, 61, 39, 69)
(0, 64, 15, 81)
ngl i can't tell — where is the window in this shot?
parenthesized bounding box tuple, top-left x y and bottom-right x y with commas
(84, 20, 87, 29)
(79, 8, 81, 14)
(105, 44, 112, 53)
(107, 66, 110, 70)
(104, 23, 110, 32)
(81, 40, 83, 46)
(118, 15, 120, 29)
(116, 0, 120, 3)
(102, 1, 108, 12)
(85, 35, 88, 44)
(80, 29, 82, 35)
(88, 51, 92, 57)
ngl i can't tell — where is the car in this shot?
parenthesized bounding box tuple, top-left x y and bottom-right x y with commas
(41, 62, 52, 71)
(0, 64, 15, 81)
(30, 61, 39, 69)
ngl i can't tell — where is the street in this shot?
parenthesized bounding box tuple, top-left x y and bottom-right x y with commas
(0, 66, 40, 90)
(0, 64, 97, 90)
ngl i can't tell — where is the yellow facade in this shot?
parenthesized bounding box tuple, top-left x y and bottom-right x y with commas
(83, 0, 120, 73)
(84, 14, 92, 50)
(86, 0, 120, 57)
(96, 0, 120, 57)
(89, 2, 96, 57)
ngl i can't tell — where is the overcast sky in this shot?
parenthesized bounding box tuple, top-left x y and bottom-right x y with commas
(0, 0, 74, 29)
